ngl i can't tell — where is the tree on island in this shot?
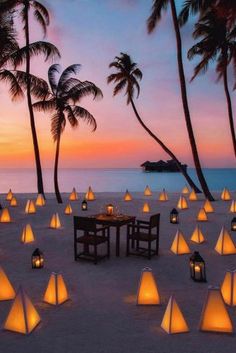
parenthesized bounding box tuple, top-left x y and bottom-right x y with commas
(147, 0, 214, 200)
(33, 64, 103, 203)
(107, 52, 201, 193)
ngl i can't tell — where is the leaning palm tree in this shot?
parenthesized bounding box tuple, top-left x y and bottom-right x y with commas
(107, 52, 201, 192)
(33, 64, 103, 203)
(188, 8, 236, 157)
(147, 0, 214, 200)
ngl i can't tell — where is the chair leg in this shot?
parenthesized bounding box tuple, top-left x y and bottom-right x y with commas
(126, 234, 130, 256)
(107, 229, 110, 258)
(94, 244, 97, 265)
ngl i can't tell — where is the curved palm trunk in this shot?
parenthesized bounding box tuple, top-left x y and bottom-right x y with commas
(54, 133, 63, 203)
(170, 0, 214, 201)
(24, 2, 45, 197)
(223, 68, 236, 158)
(130, 98, 201, 193)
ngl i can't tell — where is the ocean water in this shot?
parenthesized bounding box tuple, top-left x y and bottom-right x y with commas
(0, 168, 235, 193)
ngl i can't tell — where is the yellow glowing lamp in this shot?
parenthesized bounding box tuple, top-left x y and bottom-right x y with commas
(177, 196, 188, 210)
(124, 189, 132, 201)
(221, 270, 236, 306)
(69, 187, 78, 201)
(182, 185, 189, 194)
(0, 208, 12, 223)
(190, 225, 205, 244)
(137, 268, 160, 305)
(197, 208, 208, 221)
(159, 189, 168, 201)
(215, 227, 236, 255)
(229, 200, 236, 213)
(3, 286, 41, 335)
(221, 188, 231, 201)
(25, 200, 36, 214)
(142, 202, 150, 213)
(35, 194, 45, 206)
(85, 186, 95, 201)
(21, 224, 35, 244)
(161, 296, 189, 334)
(144, 185, 152, 196)
(203, 199, 214, 213)
(6, 189, 13, 201)
(10, 197, 17, 207)
(43, 272, 69, 305)
(49, 213, 62, 229)
(199, 286, 233, 333)
(64, 204, 72, 215)
(0, 266, 15, 301)
(170, 230, 191, 255)
(189, 189, 198, 201)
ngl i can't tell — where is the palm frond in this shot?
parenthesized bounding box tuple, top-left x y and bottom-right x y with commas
(147, 0, 169, 34)
(51, 111, 66, 142)
(65, 106, 78, 128)
(57, 64, 81, 91)
(15, 70, 50, 99)
(113, 78, 127, 96)
(0, 69, 24, 101)
(33, 1, 50, 25)
(33, 99, 56, 112)
(67, 80, 103, 103)
(48, 63, 60, 94)
(33, 9, 47, 37)
(72, 106, 97, 131)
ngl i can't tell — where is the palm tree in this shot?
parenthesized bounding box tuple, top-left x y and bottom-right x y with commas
(147, 0, 214, 200)
(33, 64, 103, 203)
(188, 8, 236, 158)
(107, 52, 201, 192)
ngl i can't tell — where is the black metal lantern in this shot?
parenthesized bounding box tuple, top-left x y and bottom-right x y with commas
(231, 217, 236, 231)
(81, 199, 88, 211)
(170, 208, 179, 224)
(32, 248, 44, 269)
(189, 251, 206, 282)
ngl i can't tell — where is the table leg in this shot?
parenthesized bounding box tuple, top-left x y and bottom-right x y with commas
(116, 226, 120, 257)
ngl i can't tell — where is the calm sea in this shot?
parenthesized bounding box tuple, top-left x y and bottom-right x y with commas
(0, 168, 235, 193)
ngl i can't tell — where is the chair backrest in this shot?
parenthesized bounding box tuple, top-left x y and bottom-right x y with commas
(149, 213, 160, 229)
(74, 216, 96, 232)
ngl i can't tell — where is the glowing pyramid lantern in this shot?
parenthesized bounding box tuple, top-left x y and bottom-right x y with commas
(25, 200, 36, 214)
(85, 186, 95, 201)
(0, 208, 12, 223)
(221, 188, 231, 201)
(182, 185, 189, 194)
(43, 272, 69, 305)
(229, 200, 236, 213)
(6, 189, 13, 201)
(177, 196, 188, 210)
(0, 266, 15, 301)
(136, 268, 160, 305)
(159, 189, 168, 201)
(190, 225, 205, 244)
(64, 204, 72, 215)
(215, 227, 236, 255)
(170, 230, 191, 255)
(35, 194, 45, 206)
(10, 197, 17, 207)
(69, 187, 78, 201)
(189, 189, 198, 201)
(144, 185, 152, 196)
(124, 189, 132, 201)
(3, 286, 41, 334)
(142, 202, 150, 213)
(203, 199, 214, 213)
(21, 224, 35, 244)
(221, 270, 236, 306)
(49, 213, 61, 229)
(199, 286, 233, 333)
(197, 208, 208, 221)
(161, 296, 189, 334)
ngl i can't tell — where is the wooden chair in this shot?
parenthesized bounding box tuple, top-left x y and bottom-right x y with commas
(74, 216, 110, 264)
(126, 213, 160, 259)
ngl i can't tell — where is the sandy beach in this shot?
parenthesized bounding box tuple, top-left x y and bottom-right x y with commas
(0, 191, 235, 353)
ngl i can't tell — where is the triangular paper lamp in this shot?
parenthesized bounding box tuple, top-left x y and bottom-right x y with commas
(69, 187, 78, 201)
(10, 197, 17, 207)
(0, 266, 15, 301)
(159, 189, 168, 201)
(191, 225, 205, 244)
(199, 286, 233, 333)
(85, 186, 95, 201)
(221, 188, 231, 201)
(142, 202, 150, 213)
(161, 296, 189, 334)
(124, 189, 132, 201)
(35, 194, 45, 206)
(43, 272, 69, 305)
(182, 185, 189, 194)
(189, 189, 198, 201)
(0, 208, 11, 223)
(64, 204, 72, 215)
(215, 227, 236, 255)
(21, 224, 35, 243)
(49, 213, 61, 229)
(230, 201, 236, 213)
(4, 286, 41, 334)
(197, 208, 208, 221)
(6, 189, 13, 201)
(170, 230, 191, 255)
(25, 200, 36, 214)
(144, 185, 152, 196)
(203, 199, 214, 213)
(221, 270, 236, 306)
(137, 268, 160, 305)
(177, 196, 188, 210)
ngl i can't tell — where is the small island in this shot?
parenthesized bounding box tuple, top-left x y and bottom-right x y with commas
(141, 159, 187, 172)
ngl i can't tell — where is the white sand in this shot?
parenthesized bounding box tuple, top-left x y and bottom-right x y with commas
(0, 191, 235, 353)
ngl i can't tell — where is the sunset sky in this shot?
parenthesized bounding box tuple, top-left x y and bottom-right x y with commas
(0, 0, 235, 169)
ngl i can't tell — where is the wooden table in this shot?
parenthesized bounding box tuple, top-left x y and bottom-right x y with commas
(90, 214, 136, 257)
